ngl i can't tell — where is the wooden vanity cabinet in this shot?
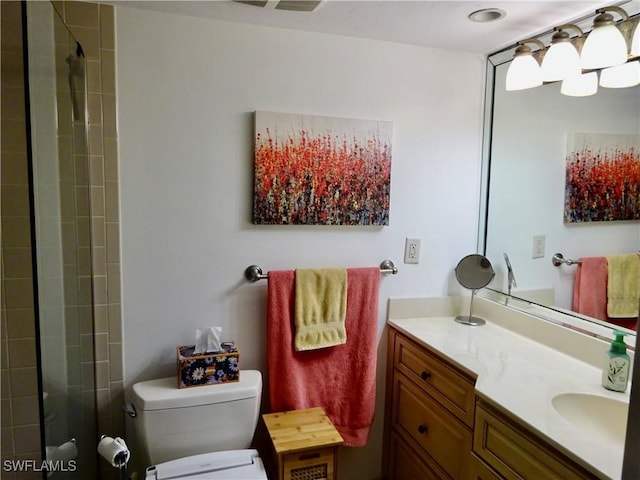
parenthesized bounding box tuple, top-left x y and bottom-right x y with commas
(472, 398, 601, 480)
(384, 327, 476, 480)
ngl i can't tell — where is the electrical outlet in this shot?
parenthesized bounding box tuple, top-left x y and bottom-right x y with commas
(532, 234, 545, 259)
(404, 238, 421, 264)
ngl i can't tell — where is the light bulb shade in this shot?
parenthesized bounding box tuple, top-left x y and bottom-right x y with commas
(580, 24, 628, 69)
(506, 55, 542, 91)
(541, 42, 581, 81)
(600, 61, 640, 88)
(561, 72, 598, 96)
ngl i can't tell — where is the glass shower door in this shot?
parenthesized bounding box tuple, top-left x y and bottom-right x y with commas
(26, 2, 98, 477)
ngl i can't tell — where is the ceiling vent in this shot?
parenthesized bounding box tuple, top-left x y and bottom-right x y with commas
(234, 0, 324, 13)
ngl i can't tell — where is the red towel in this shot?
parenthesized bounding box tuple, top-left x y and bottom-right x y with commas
(572, 257, 608, 321)
(267, 267, 380, 447)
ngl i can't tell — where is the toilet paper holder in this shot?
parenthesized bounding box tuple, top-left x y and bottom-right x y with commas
(98, 435, 131, 480)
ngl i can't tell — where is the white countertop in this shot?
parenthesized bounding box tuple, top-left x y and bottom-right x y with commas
(388, 315, 630, 480)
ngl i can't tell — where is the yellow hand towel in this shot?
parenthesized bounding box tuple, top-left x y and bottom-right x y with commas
(606, 254, 640, 318)
(294, 268, 347, 351)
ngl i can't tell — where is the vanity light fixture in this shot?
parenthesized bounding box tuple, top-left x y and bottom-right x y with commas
(600, 60, 640, 87)
(505, 39, 545, 91)
(540, 24, 583, 82)
(632, 18, 640, 56)
(561, 71, 599, 96)
(580, 6, 629, 69)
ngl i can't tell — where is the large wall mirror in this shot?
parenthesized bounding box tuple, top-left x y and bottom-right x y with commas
(480, 1, 639, 338)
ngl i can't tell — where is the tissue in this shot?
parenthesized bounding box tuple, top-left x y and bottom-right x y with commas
(177, 329, 240, 388)
(194, 326, 223, 354)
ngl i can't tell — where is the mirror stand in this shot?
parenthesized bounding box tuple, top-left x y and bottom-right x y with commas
(455, 290, 486, 326)
(454, 254, 495, 326)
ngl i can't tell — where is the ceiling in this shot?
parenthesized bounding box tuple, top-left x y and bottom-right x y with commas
(113, 0, 613, 54)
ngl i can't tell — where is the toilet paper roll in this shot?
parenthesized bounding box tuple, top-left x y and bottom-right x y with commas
(46, 440, 78, 463)
(98, 436, 130, 468)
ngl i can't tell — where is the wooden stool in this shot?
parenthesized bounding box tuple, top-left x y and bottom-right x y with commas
(262, 407, 344, 480)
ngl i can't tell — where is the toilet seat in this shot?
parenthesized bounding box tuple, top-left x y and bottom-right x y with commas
(144, 449, 267, 479)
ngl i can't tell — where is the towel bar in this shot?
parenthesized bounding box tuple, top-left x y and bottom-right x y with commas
(551, 253, 582, 267)
(244, 260, 398, 283)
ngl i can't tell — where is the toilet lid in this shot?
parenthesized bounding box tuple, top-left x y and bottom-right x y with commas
(144, 449, 267, 480)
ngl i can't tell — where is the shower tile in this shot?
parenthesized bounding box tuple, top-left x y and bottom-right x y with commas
(1, 87, 25, 122)
(6, 309, 35, 339)
(107, 304, 122, 342)
(91, 218, 106, 248)
(10, 396, 38, 426)
(77, 246, 92, 276)
(1, 120, 27, 154)
(1, 426, 15, 457)
(1, 399, 11, 427)
(13, 424, 40, 454)
(95, 361, 109, 389)
(89, 124, 103, 156)
(102, 93, 117, 137)
(92, 246, 107, 276)
(91, 186, 105, 217)
(105, 182, 119, 223)
(8, 367, 37, 397)
(65, 1, 99, 29)
(108, 343, 122, 382)
(107, 264, 120, 304)
(94, 305, 108, 334)
(103, 138, 118, 181)
(1, 369, 11, 398)
(100, 49, 115, 95)
(0, 52, 24, 88)
(2, 248, 32, 278)
(105, 222, 120, 263)
(90, 155, 105, 186)
(100, 5, 115, 50)
(1, 186, 30, 217)
(95, 333, 108, 362)
(80, 334, 94, 363)
(3, 279, 34, 310)
(93, 275, 107, 305)
(1, 1, 23, 52)
(86, 60, 101, 94)
(88, 92, 102, 125)
(7, 339, 36, 368)
(1, 153, 28, 185)
(1, 218, 30, 247)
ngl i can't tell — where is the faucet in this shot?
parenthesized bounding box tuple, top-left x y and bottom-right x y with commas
(503, 253, 517, 303)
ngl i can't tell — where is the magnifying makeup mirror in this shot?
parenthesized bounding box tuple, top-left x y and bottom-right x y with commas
(454, 254, 495, 326)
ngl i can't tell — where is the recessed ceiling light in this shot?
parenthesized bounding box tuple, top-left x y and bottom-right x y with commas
(468, 8, 506, 23)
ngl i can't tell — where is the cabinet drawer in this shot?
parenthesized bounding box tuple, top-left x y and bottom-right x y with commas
(392, 373, 472, 480)
(394, 332, 476, 426)
(387, 432, 441, 480)
(469, 453, 502, 480)
(474, 401, 600, 480)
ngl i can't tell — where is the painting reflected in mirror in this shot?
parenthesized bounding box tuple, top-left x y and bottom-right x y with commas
(480, 17, 639, 336)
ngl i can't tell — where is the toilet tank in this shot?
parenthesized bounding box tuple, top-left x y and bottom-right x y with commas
(132, 370, 262, 465)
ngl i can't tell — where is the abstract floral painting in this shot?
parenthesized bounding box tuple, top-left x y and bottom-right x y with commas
(252, 111, 392, 225)
(564, 133, 640, 223)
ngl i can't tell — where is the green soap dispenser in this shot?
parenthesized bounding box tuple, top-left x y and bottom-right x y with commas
(602, 330, 630, 392)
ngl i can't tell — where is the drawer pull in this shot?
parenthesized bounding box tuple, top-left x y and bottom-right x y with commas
(420, 371, 431, 380)
(298, 452, 321, 461)
(417, 424, 428, 435)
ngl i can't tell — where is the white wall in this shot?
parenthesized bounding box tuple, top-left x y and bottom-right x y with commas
(486, 61, 640, 311)
(116, 6, 485, 478)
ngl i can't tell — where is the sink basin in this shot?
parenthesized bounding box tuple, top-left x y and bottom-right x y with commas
(551, 393, 629, 446)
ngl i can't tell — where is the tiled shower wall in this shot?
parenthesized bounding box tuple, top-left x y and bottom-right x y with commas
(1, 1, 123, 477)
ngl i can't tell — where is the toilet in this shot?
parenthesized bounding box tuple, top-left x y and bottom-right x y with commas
(131, 370, 267, 479)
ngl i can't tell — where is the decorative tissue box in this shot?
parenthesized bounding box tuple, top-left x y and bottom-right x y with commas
(177, 342, 240, 389)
